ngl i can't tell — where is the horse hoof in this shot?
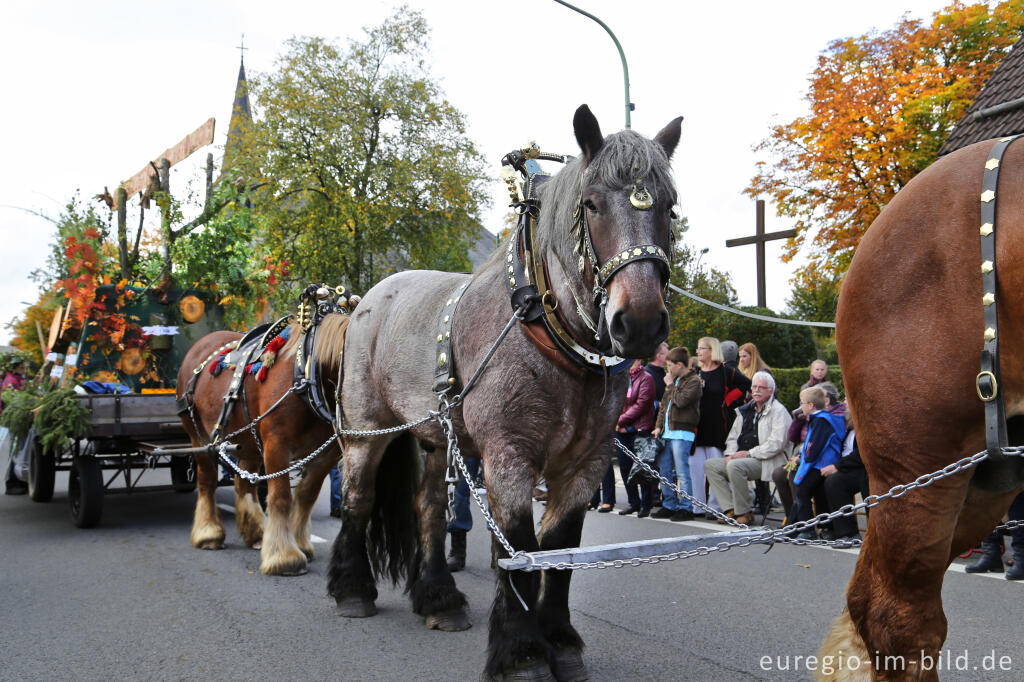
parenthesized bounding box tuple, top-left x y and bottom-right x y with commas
(425, 608, 472, 632)
(500, 662, 556, 682)
(552, 649, 588, 682)
(198, 540, 225, 550)
(260, 556, 308, 576)
(336, 597, 377, 618)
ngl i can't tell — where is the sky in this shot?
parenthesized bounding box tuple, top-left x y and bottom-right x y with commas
(0, 0, 956, 345)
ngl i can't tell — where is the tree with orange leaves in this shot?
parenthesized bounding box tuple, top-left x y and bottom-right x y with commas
(747, 0, 1024, 300)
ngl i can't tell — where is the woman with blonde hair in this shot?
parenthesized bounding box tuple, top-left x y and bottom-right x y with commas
(737, 342, 770, 380)
(692, 336, 750, 514)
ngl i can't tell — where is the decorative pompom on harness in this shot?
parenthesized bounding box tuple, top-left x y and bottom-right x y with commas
(209, 347, 233, 377)
(246, 326, 292, 382)
(209, 325, 293, 382)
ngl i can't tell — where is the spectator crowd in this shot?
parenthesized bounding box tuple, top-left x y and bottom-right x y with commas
(592, 339, 869, 544)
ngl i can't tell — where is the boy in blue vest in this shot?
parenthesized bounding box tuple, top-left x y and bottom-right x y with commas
(791, 385, 847, 540)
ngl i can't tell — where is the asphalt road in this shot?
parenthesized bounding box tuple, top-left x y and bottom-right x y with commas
(2, 469, 1022, 681)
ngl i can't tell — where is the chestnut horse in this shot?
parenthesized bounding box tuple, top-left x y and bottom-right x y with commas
(823, 137, 1024, 679)
(326, 105, 680, 680)
(176, 314, 348, 575)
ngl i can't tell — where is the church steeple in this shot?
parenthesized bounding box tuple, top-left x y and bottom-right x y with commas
(222, 39, 252, 172)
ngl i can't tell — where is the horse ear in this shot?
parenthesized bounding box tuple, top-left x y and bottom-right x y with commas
(654, 116, 684, 160)
(573, 104, 604, 163)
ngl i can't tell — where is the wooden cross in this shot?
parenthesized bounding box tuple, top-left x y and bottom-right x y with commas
(724, 199, 796, 308)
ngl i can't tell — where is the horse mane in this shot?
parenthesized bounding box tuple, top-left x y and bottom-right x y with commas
(534, 129, 678, 264)
(313, 313, 350, 378)
(276, 313, 349, 381)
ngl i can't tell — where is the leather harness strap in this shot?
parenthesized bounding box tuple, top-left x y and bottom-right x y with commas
(434, 280, 472, 393)
(977, 134, 1023, 460)
(520, 321, 585, 376)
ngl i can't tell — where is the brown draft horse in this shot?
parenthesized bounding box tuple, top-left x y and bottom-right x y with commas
(326, 105, 680, 681)
(824, 138, 1024, 679)
(176, 314, 348, 575)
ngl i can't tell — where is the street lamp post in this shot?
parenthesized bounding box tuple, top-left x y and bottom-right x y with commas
(552, 0, 633, 129)
(696, 247, 709, 270)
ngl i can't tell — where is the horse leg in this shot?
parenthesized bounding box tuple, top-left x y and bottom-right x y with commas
(534, 455, 606, 682)
(328, 440, 385, 618)
(483, 451, 553, 682)
(258, 435, 308, 576)
(234, 453, 266, 550)
(190, 449, 226, 550)
(411, 449, 470, 632)
(290, 446, 339, 560)
(822, 475, 969, 681)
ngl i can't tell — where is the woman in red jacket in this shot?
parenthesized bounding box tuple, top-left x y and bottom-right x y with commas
(614, 359, 657, 517)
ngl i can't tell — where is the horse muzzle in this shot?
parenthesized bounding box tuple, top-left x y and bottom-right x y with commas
(604, 293, 669, 359)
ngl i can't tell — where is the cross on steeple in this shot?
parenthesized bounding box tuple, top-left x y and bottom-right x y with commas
(237, 33, 247, 64)
(725, 199, 796, 308)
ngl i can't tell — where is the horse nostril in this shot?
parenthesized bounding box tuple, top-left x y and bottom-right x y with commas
(609, 309, 628, 342)
(655, 309, 669, 342)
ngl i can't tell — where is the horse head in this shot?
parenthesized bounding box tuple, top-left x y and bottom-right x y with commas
(539, 105, 681, 360)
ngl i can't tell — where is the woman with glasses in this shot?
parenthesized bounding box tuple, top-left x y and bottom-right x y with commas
(692, 337, 750, 514)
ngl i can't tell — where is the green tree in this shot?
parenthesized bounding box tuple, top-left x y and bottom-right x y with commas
(747, 0, 1024, 287)
(666, 242, 738, 352)
(28, 193, 116, 287)
(234, 9, 490, 297)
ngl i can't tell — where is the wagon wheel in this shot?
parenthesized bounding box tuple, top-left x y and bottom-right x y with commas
(69, 454, 104, 528)
(170, 455, 197, 493)
(28, 439, 55, 502)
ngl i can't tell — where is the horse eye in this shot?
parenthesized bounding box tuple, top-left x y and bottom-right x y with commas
(583, 199, 598, 212)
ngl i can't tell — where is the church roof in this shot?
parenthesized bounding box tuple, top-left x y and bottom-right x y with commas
(940, 38, 1024, 155)
(222, 58, 252, 170)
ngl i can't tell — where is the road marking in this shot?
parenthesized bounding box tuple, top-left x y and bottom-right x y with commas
(218, 503, 329, 543)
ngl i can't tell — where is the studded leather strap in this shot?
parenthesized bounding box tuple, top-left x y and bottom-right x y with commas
(977, 134, 1023, 460)
(434, 280, 472, 394)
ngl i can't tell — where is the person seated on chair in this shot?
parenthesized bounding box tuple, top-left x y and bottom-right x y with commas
(790, 385, 847, 540)
(706, 371, 791, 526)
(773, 381, 844, 521)
(820, 419, 867, 541)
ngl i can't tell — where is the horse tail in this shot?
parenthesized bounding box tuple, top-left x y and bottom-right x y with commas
(366, 430, 421, 586)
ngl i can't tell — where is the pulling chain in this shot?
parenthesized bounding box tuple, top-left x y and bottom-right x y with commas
(506, 440, 1006, 572)
(218, 432, 339, 484)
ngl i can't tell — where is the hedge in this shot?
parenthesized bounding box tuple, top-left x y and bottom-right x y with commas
(768, 365, 844, 413)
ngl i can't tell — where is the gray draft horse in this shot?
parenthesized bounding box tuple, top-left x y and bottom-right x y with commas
(327, 105, 681, 681)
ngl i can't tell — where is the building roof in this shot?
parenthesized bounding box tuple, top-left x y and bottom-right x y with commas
(222, 58, 252, 170)
(939, 38, 1024, 155)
